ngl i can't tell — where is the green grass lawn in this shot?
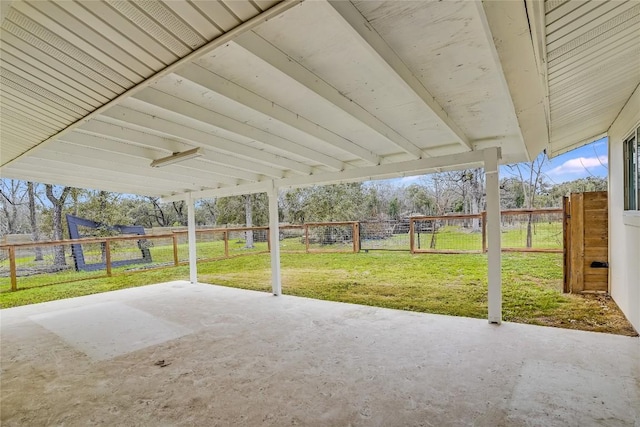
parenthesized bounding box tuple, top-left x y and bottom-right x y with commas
(1, 250, 635, 336)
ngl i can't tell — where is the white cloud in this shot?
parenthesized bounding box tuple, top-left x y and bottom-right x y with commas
(593, 140, 608, 147)
(400, 176, 420, 184)
(547, 156, 608, 176)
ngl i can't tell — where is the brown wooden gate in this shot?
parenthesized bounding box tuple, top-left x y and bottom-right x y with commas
(563, 191, 608, 293)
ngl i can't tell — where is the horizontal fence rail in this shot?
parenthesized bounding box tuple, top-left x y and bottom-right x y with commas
(0, 211, 562, 292)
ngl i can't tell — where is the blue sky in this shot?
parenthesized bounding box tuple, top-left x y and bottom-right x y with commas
(532, 137, 608, 184)
(395, 137, 608, 187)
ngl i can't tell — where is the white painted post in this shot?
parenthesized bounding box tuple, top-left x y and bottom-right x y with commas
(484, 147, 502, 324)
(186, 192, 198, 284)
(268, 183, 282, 296)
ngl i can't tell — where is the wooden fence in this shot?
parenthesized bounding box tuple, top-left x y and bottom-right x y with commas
(358, 209, 563, 253)
(0, 222, 360, 292)
(0, 211, 562, 292)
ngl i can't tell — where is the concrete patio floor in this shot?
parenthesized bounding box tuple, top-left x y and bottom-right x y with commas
(1, 281, 639, 426)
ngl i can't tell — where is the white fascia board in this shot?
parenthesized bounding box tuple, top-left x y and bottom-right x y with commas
(161, 181, 272, 202)
(277, 150, 488, 189)
(162, 148, 496, 202)
(325, 0, 471, 151)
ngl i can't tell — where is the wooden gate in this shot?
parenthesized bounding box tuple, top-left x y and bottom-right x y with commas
(563, 191, 608, 293)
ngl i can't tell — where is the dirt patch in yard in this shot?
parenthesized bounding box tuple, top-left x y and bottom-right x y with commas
(511, 294, 638, 337)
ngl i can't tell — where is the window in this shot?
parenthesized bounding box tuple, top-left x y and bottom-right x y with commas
(624, 126, 639, 210)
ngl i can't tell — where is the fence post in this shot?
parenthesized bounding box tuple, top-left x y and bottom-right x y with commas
(482, 211, 487, 253)
(105, 239, 112, 277)
(224, 231, 229, 258)
(352, 222, 359, 253)
(562, 196, 570, 293)
(267, 227, 271, 251)
(172, 234, 179, 266)
(305, 224, 310, 253)
(9, 246, 17, 291)
(409, 218, 415, 254)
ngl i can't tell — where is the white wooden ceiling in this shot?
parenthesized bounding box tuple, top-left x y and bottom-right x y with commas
(2, 0, 634, 198)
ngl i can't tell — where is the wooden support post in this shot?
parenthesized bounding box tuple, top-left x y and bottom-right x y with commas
(9, 247, 17, 291)
(224, 231, 229, 258)
(267, 226, 271, 251)
(305, 224, 310, 253)
(172, 234, 179, 266)
(562, 196, 570, 293)
(409, 218, 415, 254)
(482, 211, 487, 253)
(352, 223, 359, 253)
(105, 240, 112, 277)
(569, 193, 584, 293)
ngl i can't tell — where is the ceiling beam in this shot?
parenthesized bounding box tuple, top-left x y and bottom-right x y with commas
(477, 0, 549, 161)
(29, 148, 232, 190)
(37, 144, 238, 188)
(131, 89, 345, 171)
(234, 31, 424, 159)
(325, 0, 472, 151)
(164, 148, 493, 202)
(64, 131, 284, 180)
(4, 158, 196, 195)
(0, 167, 166, 197)
(95, 107, 314, 175)
(60, 128, 260, 185)
(161, 182, 273, 202)
(277, 149, 485, 189)
(174, 64, 381, 165)
(57, 133, 247, 186)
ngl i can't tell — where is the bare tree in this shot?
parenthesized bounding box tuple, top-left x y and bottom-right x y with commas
(172, 201, 187, 226)
(27, 182, 43, 261)
(507, 153, 547, 247)
(428, 174, 456, 249)
(0, 179, 28, 234)
(148, 197, 171, 227)
(46, 185, 72, 266)
(200, 198, 217, 225)
(444, 169, 485, 230)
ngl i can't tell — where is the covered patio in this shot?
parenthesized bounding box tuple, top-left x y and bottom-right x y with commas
(1, 0, 639, 423)
(2, 281, 639, 426)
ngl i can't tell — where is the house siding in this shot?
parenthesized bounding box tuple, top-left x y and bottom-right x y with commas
(608, 85, 640, 333)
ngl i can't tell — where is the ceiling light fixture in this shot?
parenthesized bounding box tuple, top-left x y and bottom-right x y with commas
(150, 148, 203, 168)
